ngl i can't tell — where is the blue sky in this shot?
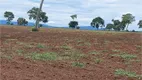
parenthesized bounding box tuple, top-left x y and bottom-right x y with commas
(0, 0, 142, 31)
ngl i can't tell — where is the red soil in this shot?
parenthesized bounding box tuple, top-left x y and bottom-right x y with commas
(0, 26, 142, 80)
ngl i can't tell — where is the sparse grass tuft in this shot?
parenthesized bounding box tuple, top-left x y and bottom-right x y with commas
(111, 53, 137, 60)
(112, 49, 121, 53)
(30, 52, 57, 61)
(72, 62, 85, 68)
(95, 58, 103, 64)
(37, 43, 46, 48)
(61, 45, 71, 50)
(59, 51, 85, 60)
(115, 69, 142, 79)
(1, 55, 12, 60)
(89, 51, 100, 55)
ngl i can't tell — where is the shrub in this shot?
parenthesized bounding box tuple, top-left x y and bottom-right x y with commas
(32, 28, 39, 32)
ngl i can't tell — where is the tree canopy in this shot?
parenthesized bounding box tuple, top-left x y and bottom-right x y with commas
(138, 20, 142, 28)
(122, 13, 135, 30)
(17, 18, 28, 26)
(4, 11, 14, 25)
(27, 7, 48, 23)
(91, 17, 105, 29)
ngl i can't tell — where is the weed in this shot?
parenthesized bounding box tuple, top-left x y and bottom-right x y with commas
(89, 51, 100, 55)
(72, 62, 85, 68)
(111, 53, 137, 60)
(112, 49, 121, 53)
(1, 55, 12, 60)
(61, 45, 71, 50)
(16, 49, 24, 55)
(30, 52, 57, 61)
(37, 43, 45, 48)
(115, 69, 141, 79)
(95, 58, 103, 64)
(59, 51, 85, 60)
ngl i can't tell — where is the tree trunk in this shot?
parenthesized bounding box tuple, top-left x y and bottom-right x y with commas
(126, 24, 129, 30)
(35, 0, 44, 29)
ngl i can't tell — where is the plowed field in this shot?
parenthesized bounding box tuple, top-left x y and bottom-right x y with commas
(0, 26, 142, 80)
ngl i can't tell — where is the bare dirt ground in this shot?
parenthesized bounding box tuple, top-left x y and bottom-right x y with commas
(0, 26, 142, 80)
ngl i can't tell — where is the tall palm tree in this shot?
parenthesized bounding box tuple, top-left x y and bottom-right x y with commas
(35, 0, 44, 29)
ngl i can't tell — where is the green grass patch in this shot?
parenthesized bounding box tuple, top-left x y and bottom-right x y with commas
(115, 69, 142, 79)
(0, 55, 12, 60)
(111, 53, 137, 60)
(95, 58, 103, 64)
(72, 62, 85, 68)
(37, 43, 46, 48)
(61, 45, 71, 50)
(89, 51, 101, 55)
(112, 49, 121, 53)
(29, 52, 57, 61)
(59, 51, 85, 60)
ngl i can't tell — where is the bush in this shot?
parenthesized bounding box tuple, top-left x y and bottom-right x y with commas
(32, 28, 39, 32)
(126, 30, 129, 32)
(132, 30, 135, 32)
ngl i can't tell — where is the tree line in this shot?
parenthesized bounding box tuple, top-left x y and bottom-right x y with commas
(3, 7, 142, 31)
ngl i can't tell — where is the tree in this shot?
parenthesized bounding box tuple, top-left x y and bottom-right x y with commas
(17, 18, 28, 26)
(70, 14, 77, 21)
(27, 7, 48, 28)
(111, 19, 126, 31)
(122, 13, 135, 30)
(4, 11, 14, 25)
(138, 20, 142, 28)
(69, 14, 78, 29)
(106, 23, 114, 30)
(69, 21, 78, 28)
(91, 17, 105, 30)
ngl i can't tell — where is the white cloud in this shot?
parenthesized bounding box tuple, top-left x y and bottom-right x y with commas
(0, 0, 142, 31)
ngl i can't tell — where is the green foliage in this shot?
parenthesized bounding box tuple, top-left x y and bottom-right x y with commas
(115, 69, 141, 78)
(17, 18, 28, 26)
(122, 13, 135, 30)
(70, 14, 77, 20)
(72, 62, 85, 68)
(138, 20, 142, 28)
(27, 7, 48, 23)
(4, 11, 14, 25)
(91, 17, 105, 29)
(37, 43, 45, 48)
(95, 58, 103, 64)
(106, 23, 114, 30)
(111, 53, 137, 60)
(30, 52, 57, 61)
(89, 51, 100, 55)
(69, 21, 78, 29)
(111, 19, 125, 31)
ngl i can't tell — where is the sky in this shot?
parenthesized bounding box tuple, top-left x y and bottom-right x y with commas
(0, 0, 142, 31)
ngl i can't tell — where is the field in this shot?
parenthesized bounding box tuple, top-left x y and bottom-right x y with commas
(0, 25, 142, 80)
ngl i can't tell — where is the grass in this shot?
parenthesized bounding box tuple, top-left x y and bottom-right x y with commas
(16, 49, 24, 55)
(89, 51, 100, 55)
(37, 43, 46, 48)
(115, 69, 142, 79)
(111, 53, 137, 60)
(72, 62, 85, 68)
(59, 51, 85, 60)
(61, 45, 71, 50)
(112, 49, 121, 53)
(0, 55, 12, 60)
(29, 52, 57, 61)
(95, 58, 103, 64)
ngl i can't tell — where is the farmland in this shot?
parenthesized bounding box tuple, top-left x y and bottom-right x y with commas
(0, 26, 142, 80)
